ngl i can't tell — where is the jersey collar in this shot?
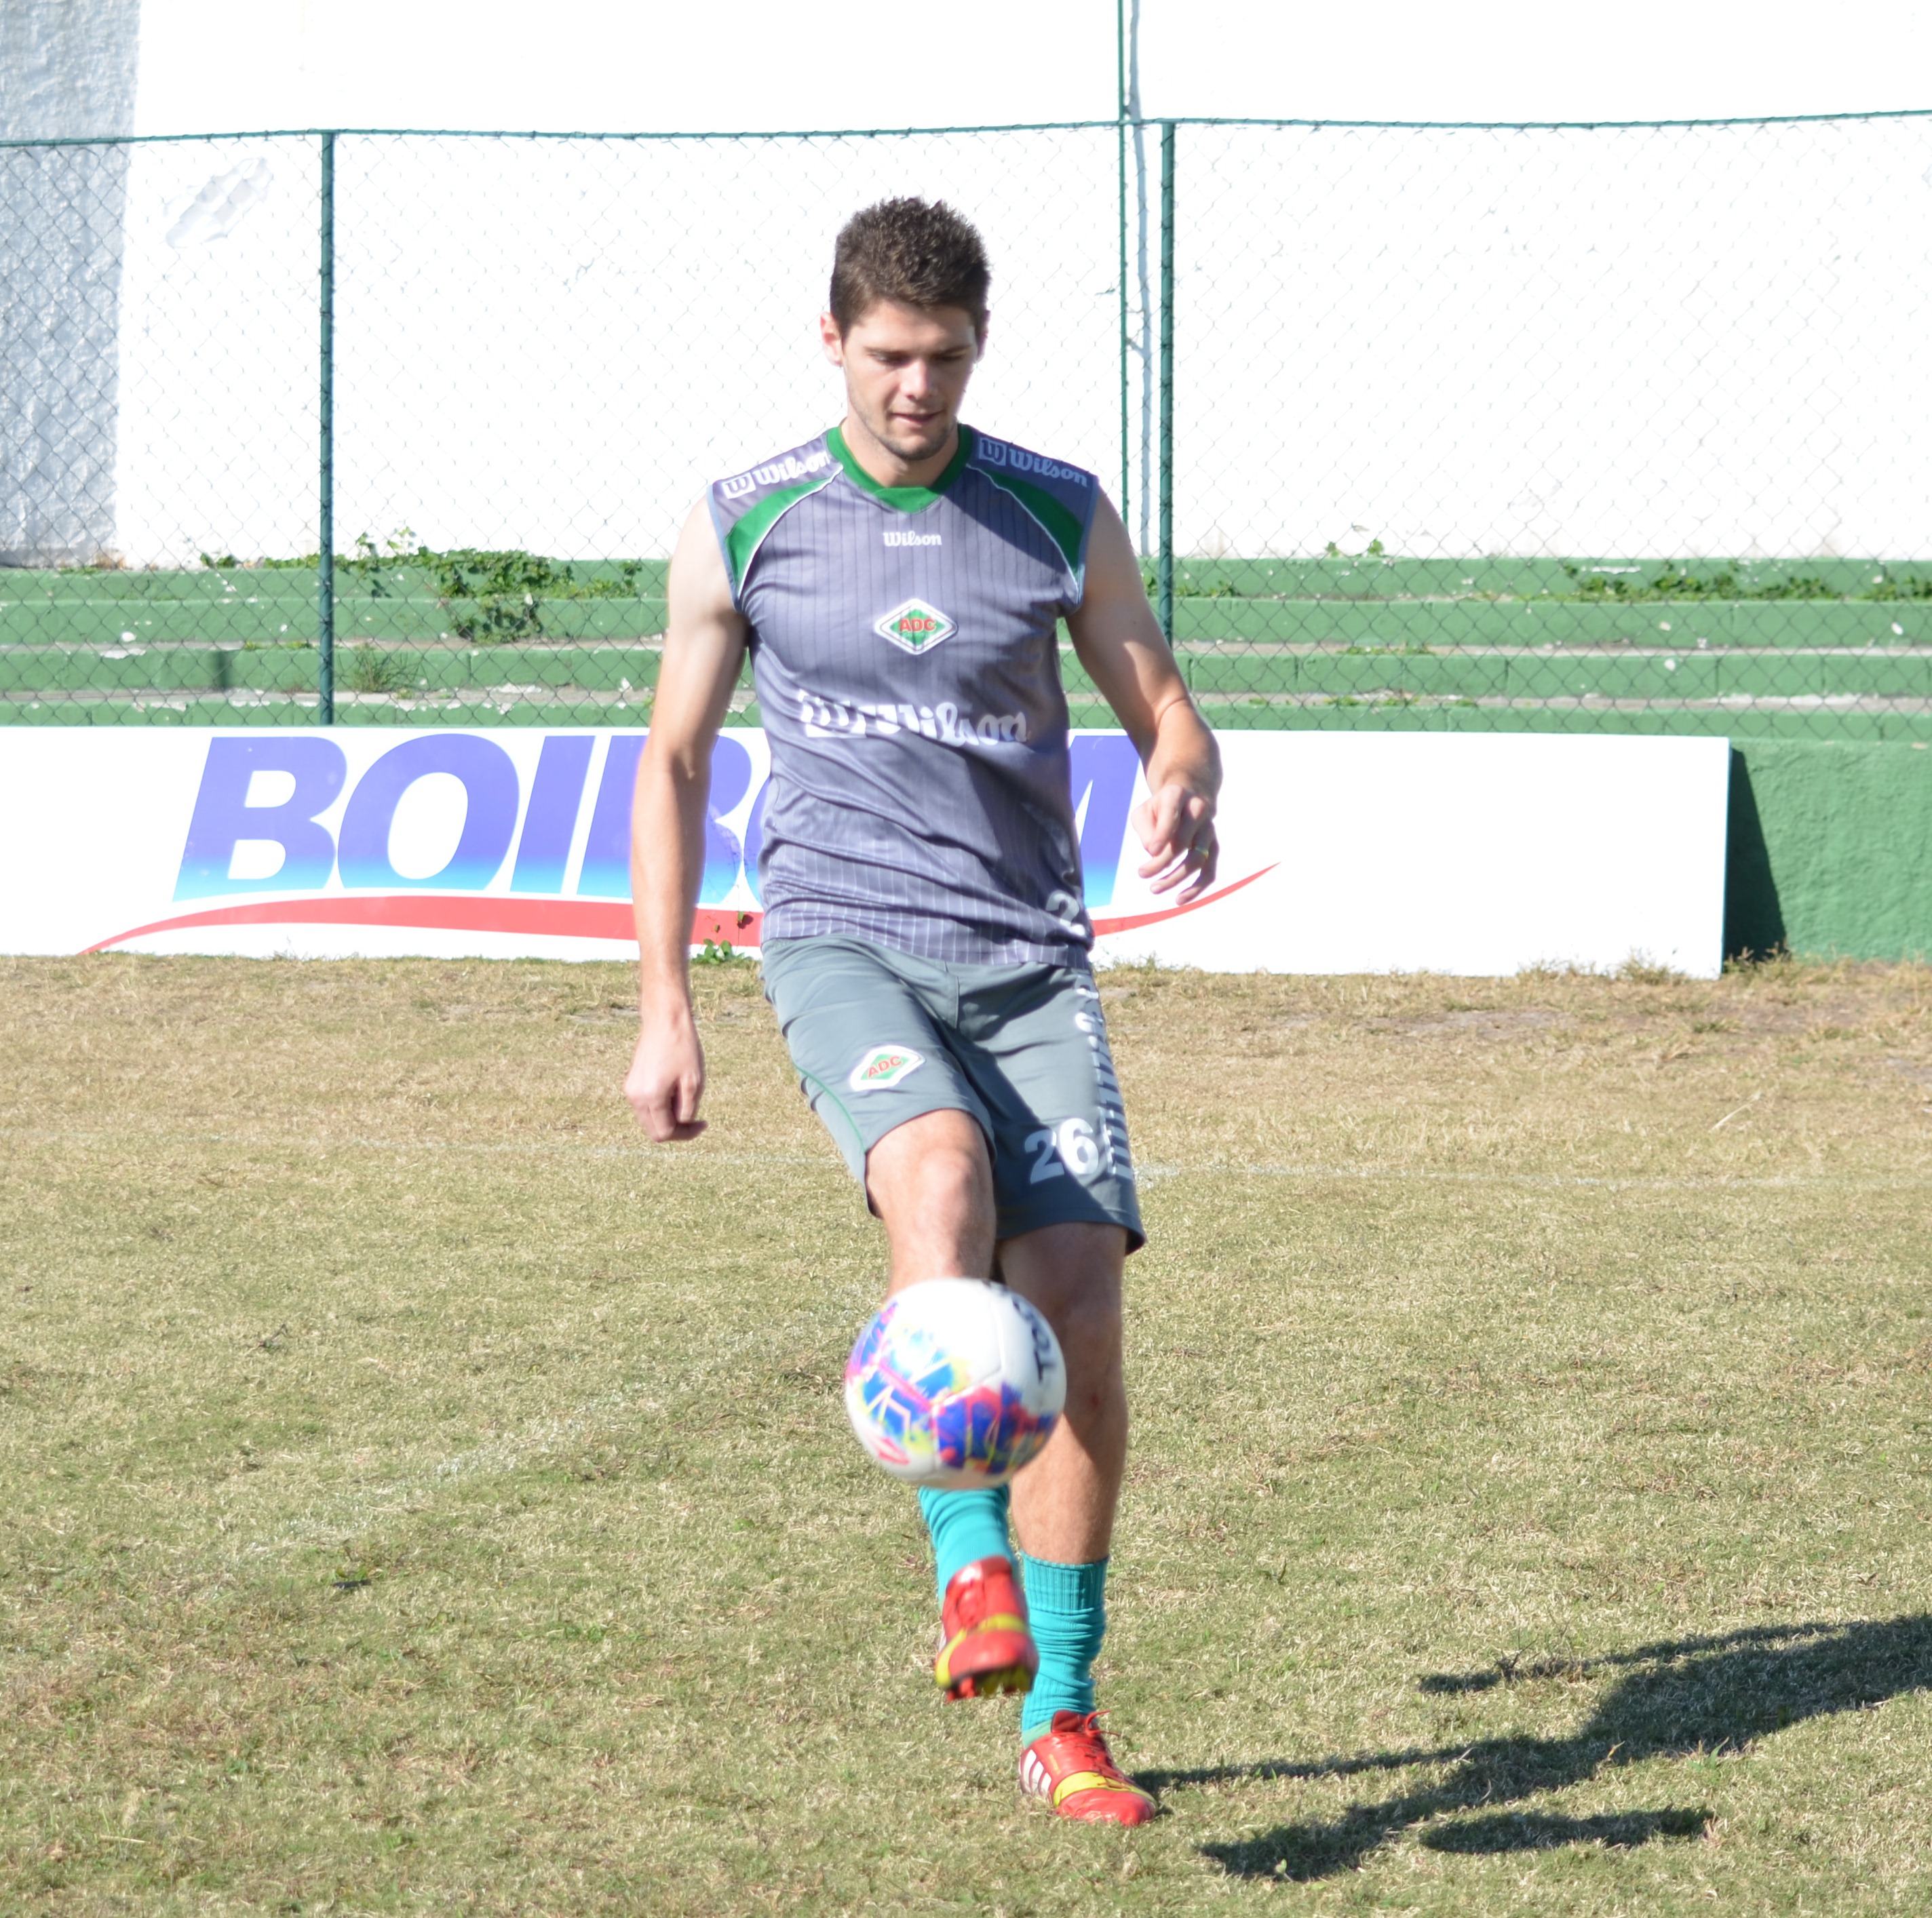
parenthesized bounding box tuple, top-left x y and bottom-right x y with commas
(828, 424, 975, 513)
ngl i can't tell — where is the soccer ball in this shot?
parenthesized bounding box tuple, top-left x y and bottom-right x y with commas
(843, 1278, 1066, 1489)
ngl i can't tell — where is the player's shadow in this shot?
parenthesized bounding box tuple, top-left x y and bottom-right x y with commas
(1136, 1613, 1932, 1881)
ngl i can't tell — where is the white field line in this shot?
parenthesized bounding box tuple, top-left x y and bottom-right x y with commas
(22, 1127, 828, 1167)
(21, 1126, 1932, 1192)
(1134, 1160, 1932, 1192)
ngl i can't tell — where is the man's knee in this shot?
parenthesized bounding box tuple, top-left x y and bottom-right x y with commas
(1053, 1285, 1123, 1375)
(1037, 1282, 1124, 1433)
(866, 1108, 994, 1232)
(1001, 1224, 1125, 1369)
(903, 1139, 989, 1217)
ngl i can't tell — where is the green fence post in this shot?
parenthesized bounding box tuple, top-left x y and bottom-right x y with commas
(1157, 119, 1175, 644)
(317, 130, 336, 725)
(1115, 0, 1131, 527)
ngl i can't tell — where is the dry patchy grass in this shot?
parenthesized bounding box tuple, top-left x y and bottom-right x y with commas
(1, 954, 1930, 1914)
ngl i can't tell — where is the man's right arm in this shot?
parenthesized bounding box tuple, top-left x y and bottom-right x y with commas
(622, 496, 750, 1142)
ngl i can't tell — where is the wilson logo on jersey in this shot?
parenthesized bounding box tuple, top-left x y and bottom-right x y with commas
(717, 447, 832, 499)
(874, 598, 956, 655)
(975, 436, 1085, 485)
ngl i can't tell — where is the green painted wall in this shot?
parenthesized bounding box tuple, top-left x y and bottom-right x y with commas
(1726, 741, 1932, 960)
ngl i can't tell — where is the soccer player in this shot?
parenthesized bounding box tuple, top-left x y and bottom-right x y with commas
(625, 197, 1220, 1825)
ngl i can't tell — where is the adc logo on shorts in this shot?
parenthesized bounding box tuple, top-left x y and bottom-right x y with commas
(849, 1044, 926, 1091)
(873, 598, 956, 656)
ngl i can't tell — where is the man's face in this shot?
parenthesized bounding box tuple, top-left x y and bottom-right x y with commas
(821, 298, 983, 465)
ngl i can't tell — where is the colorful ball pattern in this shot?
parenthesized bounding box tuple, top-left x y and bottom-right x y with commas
(843, 1278, 1066, 1489)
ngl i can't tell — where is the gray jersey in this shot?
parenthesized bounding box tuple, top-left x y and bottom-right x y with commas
(710, 425, 1101, 966)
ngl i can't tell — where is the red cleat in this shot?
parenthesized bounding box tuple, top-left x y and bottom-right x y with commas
(1019, 1711, 1158, 1824)
(933, 1556, 1037, 1701)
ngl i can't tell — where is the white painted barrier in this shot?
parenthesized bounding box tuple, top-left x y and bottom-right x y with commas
(0, 728, 1730, 975)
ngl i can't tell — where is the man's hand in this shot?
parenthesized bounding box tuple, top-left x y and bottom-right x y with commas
(625, 1003, 708, 1142)
(1133, 780, 1219, 903)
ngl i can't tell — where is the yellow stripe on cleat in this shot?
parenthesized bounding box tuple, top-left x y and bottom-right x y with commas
(1051, 1774, 1155, 1813)
(934, 1615, 1032, 1693)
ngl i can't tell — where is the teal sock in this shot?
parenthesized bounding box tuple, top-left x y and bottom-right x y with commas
(918, 1484, 1013, 1605)
(1019, 1553, 1108, 1739)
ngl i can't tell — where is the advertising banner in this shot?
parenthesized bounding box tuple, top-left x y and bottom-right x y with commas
(0, 728, 1730, 975)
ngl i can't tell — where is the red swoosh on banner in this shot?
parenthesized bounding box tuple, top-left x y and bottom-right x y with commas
(84, 867, 1275, 954)
(1089, 863, 1275, 935)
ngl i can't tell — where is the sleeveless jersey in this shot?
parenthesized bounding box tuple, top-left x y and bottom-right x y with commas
(709, 425, 1102, 966)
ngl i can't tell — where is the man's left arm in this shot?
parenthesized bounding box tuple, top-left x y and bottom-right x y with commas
(1065, 491, 1222, 902)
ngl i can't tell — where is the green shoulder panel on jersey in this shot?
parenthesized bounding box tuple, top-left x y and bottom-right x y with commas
(722, 473, 836, 600)
(978, 471, 1086, 578)
(965, 433, 1098, 587)
(709, 435, 839, 606)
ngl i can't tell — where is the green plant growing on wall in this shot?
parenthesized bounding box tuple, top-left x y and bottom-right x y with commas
(1859, 572, 1932, 602)
(339, 646, 410, 696)
(340, 530, 424, 599)
(334, 537, 647, 644)
(237, 535, 649, 644)
(433, 549, 571, 644)
(1556, 563, 1932, 604)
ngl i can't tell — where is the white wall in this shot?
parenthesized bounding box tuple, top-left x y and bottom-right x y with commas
(129, 0, 1117, 136)
(1, 1, 142, 564)
(1140, 1, 1932, 125)
(2, 0, 141, 140)
(12, 3, 1932, 566)
(101, 109, 1932, 568)
(107, 127, 1131, 566)
(127, 1, 1932, 136)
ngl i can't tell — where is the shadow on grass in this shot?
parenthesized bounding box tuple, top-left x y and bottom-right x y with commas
(1147, 1613, 1932, 1881)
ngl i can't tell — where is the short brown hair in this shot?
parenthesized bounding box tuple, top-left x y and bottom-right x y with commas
(829, 197, 990, 337)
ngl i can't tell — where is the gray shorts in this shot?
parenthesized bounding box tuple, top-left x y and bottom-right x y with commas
(759, 935, 1144, 1251)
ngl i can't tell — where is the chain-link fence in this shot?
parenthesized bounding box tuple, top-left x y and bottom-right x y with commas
(3, 115, 1929, 737)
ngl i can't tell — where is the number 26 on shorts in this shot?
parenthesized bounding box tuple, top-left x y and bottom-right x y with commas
(1025, 1117, 1101, 1183)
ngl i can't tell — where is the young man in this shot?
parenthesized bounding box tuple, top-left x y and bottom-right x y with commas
(624, 198, 1220, 1826)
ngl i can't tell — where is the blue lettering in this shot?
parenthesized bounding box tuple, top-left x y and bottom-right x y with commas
(175, 737, 347, 901)
(1069, 733, 1139, 908)
(509, 735, 594, 894)
(701, 736, 752, 905)
(575, 735, 646, 899)
(739, 772, 771, 906)
(337, 734, 518, 891)
(577, 735, 760, 904)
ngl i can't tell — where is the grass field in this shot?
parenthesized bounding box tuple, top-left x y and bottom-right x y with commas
(5, 953, 1932, 1913)
(5, 558, 1932, 736)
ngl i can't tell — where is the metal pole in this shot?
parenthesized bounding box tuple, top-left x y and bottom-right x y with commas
(317, 130, 336, 724)
(1129, 3, 1153, 560)
(1115, 1, 1130, 526)
(1157, 120, 1175, 644)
